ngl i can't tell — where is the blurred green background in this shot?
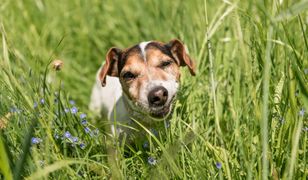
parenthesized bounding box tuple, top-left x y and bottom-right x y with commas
(0, 0, 308, 179)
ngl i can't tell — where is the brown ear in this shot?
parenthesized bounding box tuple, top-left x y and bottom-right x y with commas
(167, 39, 196, 76)
(99, 47, 122, 86)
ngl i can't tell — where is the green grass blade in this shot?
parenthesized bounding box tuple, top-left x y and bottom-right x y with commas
(0, 133, 13, 180)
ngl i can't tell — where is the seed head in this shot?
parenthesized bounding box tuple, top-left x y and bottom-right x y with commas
(52, 59, 64, 71)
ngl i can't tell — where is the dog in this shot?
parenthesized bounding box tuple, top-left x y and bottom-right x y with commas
(89, 39, 195, 144)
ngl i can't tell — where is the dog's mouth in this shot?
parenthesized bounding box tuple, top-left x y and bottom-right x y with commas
(150, 105, 171, 119)
(148, 95, 176, 120)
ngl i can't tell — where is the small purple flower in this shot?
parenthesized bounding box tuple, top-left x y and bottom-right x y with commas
(84, 127, 91, 133)
(69, 100, 75, 105)
(64, 108, 69, 113)
(64, 131, 71, 138)
(148, 156, 157, 165)
(299, 108, 305, 117)
(72, 137, 78, 143)
(31, 137, 42, 145)
(33, 102, 38, 108)
(80, 143, 86, 149)
(40, 98, 45, 104)
(81, 119, 87, 125)
(80, 113, 86, 119)
(143, 141, 149, 149)
(216, 162, 222, 169)
(71, 107, 78, 114)
(150, 128, 158, 136)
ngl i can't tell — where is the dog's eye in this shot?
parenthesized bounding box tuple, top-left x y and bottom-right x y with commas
(122, 72, 136, 80)
(160, 61, 172, 68)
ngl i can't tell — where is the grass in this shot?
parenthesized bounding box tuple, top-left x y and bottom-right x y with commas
(0, 0, 308, 179)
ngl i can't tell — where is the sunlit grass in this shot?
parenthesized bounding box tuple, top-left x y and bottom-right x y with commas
(0, 0, 308, 179)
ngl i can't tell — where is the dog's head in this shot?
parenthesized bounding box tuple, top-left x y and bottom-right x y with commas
(99, 39, 195, 120)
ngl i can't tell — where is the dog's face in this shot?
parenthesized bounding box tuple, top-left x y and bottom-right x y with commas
(99, 39, 195, 120)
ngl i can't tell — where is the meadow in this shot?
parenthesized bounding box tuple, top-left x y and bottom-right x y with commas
(0, 0, 307, 179)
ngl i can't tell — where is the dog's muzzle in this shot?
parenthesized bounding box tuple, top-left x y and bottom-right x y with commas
(147, 86, 172, 118)
(148, 86, 168, 107)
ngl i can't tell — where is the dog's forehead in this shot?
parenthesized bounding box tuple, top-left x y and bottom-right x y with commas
(119, 41, 172, 70)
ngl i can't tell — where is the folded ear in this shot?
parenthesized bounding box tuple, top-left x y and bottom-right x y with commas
(99, 47, 122, 86)
(166, 39, 196, 76)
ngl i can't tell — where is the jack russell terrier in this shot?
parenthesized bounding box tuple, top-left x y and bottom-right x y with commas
(89, 39, 195, 144)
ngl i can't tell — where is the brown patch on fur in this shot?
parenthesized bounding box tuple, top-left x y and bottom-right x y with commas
(119, 52, 145, 101)
(118, 43, 183, 102)
(100, 39, 195, 105)
(146, 46, 181, 81)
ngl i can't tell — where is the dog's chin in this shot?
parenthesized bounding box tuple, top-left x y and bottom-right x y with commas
(148, 105, 172, 121)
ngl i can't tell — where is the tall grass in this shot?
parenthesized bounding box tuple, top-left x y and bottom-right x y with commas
(0, 0, 307, 179)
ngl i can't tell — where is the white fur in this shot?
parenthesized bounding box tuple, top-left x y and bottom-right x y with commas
(138, 79, 179, 111)
(139, 41, 151, 60)
(89, 71, 127, 135)
(89, 70, 178, 136)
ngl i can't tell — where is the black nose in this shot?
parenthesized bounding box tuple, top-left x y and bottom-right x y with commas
(148, 86, 168, 107)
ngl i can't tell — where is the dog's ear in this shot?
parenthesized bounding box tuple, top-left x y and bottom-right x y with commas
(166, 39, 196, 76)
(99, 47, 122, 86)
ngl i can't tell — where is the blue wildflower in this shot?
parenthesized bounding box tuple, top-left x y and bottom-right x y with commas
(80, 143, 86, 149)
(84, 127, 91, 133)
(147, 156, 157, 165)
(150, 128, 158, 136)
(71, 107, 78, 114)
(81, 119, 87, 125)
(69, 100, 75, 105)
(216, 162, 222, 169)
(72, 137, 78, 143)
(40, 98, 45, 104)
(80, 113, 86, 119)
(64, 131, 71, 138)
(64, 108, 69, 113)
(33, 102, 38, 108)
(31, 137, 42, 145)
(143, 141, 149, 149)
(299, 108, 305, 117)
